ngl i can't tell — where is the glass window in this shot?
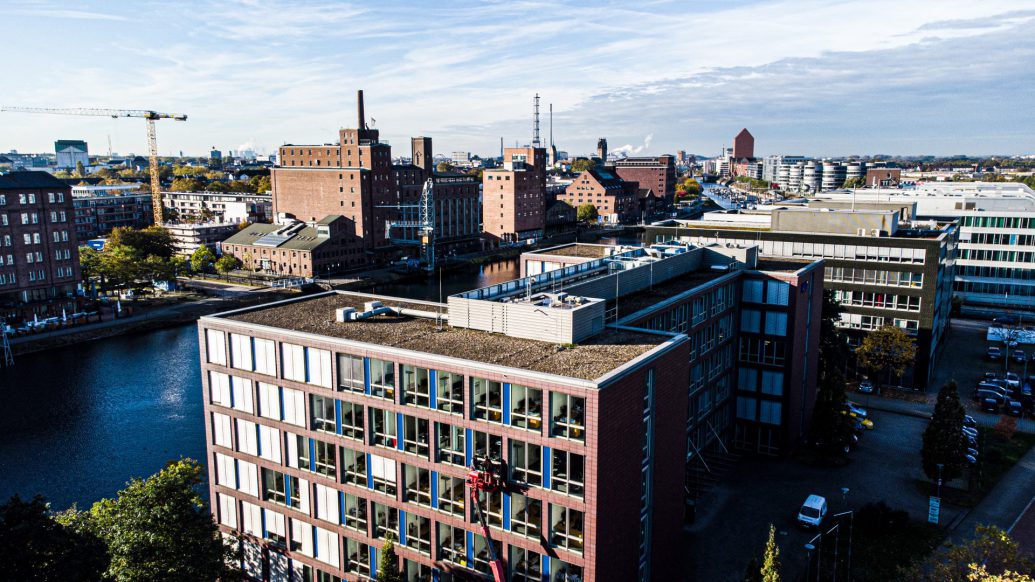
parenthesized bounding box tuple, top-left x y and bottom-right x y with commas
(437, 423, 465, 466)
(337, 353, 365, 392)
(369, 358, 395, 400)
(372, 502, 398, 539)
(740, 309, 761, 333)
(472, 377, 504, 423)
(765, 312, 788, 336)
(437, 474, 465, 516)
(370, 454, 397, 496)
(404, 559, 433, 582)
(510, 384, 543, 431)
(404, 512, 431, 555)
(436, 371, 464, 415)
(229, 333, 253, 371)
(206, 329, 226, 365)
(742, 279, 763, 303)
(474, 488, 503, 529)
(343, 492, 368, 532)
(510, 493, 542, 539)
(551, 393, 586, 441)
(511, 546, 543, 582)
(551, 450, 585, 497)
(403, 465, 432, 507)
(254, 338, 276, 375)
(310, 394, 336, 434)
(401, 415, 429, 457)
(550, 505, 584, 553)
(552, 559, 584, 582)
(261, 468, 300, 509)
(371, 408, 398, 449)
(761, 371, 784, 396)
(437, 523, 467, 567)
(341, 401, 364, 441)
(402, 365, 431, 408)
(473, 430, 502, 461)
(471, 533, 502, 576)
(341, 446, 366, 486)
(510, 440, 543, 486)
(345, 538, 370, 576)
(314, 439, 336, 478)
(307, 348, 332, 388)
(760, 400, 783, 425)
(281, 343, 306, 382)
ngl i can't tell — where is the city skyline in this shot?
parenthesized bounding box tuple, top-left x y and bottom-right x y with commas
(2, 0, 1035, 157)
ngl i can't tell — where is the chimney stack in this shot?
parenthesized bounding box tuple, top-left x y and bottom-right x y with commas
(357, 90, 365, 130)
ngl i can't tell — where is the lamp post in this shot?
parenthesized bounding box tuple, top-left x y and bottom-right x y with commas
(804, 543, 816, 582)
(936, 463, 944, 499)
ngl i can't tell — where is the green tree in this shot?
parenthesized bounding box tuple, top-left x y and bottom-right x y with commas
(811, 290, 856, 454)
(435, 161, 454, 174)
(761, 524, 781, 582)
(75, 160, 86, 177)
(215, 254, 241, 275)
(376, 534, 403, 582)
(99, 244, 143, 291)
(141, 255, 176, 284)
(577, 203, 599, 223)
(228, 180, 253, 193)
(902, 525, 1034, 582)
(843, 176, 867, 188)
(0, 494, 109, 581)
(855, 325, 917, 387)
(205, 181, 229, 193)
(249, 175, 271, 193)
(170, 255, 190, 277)
(172, 165, 209, 178)
(69, 459, 239, 582)
(191, 246, 216, 273)
(108, 226, 175, 260)
(922, 380, 967, 483)
(571, 158, 595, 173)
(170, 177, 205, 192)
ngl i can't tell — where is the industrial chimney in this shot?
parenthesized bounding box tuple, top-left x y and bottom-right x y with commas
(357, 90, 365, 130)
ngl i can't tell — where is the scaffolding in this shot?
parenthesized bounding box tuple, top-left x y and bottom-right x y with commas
(383, 179, 435, 271)
(1, 321, 13, 368)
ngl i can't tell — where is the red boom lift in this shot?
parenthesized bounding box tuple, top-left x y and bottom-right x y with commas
(467, 457, 507, 582)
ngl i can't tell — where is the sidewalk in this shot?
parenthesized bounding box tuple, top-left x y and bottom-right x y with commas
(862, 394, 1035, 433)
(949, 440, 1035, 543)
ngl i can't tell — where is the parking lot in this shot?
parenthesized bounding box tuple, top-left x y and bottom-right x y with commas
(681, 410, 952, 582)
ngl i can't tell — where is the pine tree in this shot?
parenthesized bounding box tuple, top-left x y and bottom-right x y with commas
(761, 524, 781, 582)
(922, 380, 967, 483)
(376, 534, 403, 582)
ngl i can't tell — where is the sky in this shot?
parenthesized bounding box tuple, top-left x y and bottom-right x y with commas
(1, 0, 1034, 159)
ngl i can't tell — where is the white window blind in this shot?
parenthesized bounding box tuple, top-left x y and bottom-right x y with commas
(212, 412, 233, 448)
(229, 334, 253, 371)
(282, 387, 306, 427)
(307, 348, 332, 388)
(231, 376, 253, 413)
(258, 382, 281, 420)
(236, 419, 258, 456)
(281, 343, 306, 382)
(209, 371, 231, 407)
(217, 493, 237, 528)
(241, 501, 263, 536)
(206, 329, 227, 365)
(315, 483, 339, 524)
(258, 425, 282, 463)
(237, 460, 259, 497)
(254, 338, 276, 375)
(315, 527, 340, 567)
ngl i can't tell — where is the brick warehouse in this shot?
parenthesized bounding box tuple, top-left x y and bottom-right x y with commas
(199, 241, 822, 582)
(0, 171, 81, 323)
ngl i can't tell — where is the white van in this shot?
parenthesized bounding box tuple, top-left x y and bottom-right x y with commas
(797, 494, 827, 528)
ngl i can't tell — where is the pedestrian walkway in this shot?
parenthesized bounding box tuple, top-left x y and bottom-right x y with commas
(863, 394, 1035, 433)
(950, 440, 1035, 543)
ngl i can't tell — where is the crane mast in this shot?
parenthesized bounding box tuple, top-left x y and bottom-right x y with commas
(0, 106, 188, 226)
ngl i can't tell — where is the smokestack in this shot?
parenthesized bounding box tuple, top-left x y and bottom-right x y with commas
(357, 90, 365, 130)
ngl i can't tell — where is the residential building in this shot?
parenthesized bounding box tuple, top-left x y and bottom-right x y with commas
(612, 156, 677, 207)
(166, 222, 239, 256)
(0, 172, 80, 323)
(647, 207, 958, 389)
(163, 190, 272, 225)
(199, 239, 821, 582)
(558, 167, 638, 224)
(814, 181, 1035, 309)
(55, 140, 88, 170)
(482, 147, 547, 244)
(71, 184, 153, 239)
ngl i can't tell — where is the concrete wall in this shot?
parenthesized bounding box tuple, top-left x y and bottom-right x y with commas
(772, 208, 898, 236)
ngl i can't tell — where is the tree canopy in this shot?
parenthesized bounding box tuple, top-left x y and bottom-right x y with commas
(922, 380, 967, 483)
(577, 203, 599, 223)
(902, 525, 1034, 582)
(0, 495, 108, 581)
(215, 254, 241, 275)
(108, 226, 175, 260)
(571, 158, 595, 173)
(191, 246, 217, 273)
(855, 325, 917, 384)
(761, 524, 781, 582)
(376, 534, 403, 582)
(810, 290, 857, 454)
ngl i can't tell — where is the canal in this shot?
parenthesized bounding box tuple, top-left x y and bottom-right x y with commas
(0, 258, 524, 509)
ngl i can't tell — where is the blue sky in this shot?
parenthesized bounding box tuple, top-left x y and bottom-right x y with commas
(2, 0, 1034, 158)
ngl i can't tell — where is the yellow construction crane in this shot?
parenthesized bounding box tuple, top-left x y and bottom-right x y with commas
(0, 106, 187, 225)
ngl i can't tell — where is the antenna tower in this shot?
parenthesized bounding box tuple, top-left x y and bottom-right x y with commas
(532, 94, 541, 147)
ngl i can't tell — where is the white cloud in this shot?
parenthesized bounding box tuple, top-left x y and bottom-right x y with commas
(12, 8, 127, 21)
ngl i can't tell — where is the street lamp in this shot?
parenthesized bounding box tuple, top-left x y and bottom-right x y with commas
(804, 543, 816, 582)
(936, 463, 944, 498)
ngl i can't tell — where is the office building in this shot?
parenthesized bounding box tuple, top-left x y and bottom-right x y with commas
(647, 208, 957, 389)
(482, 147, 547, 245)
(450, 152, 470, 165)
(55, 140, 89, 170)
(558, 168, 638, 225)
(612, 156, 676, 207)
(0, 172, 80, 323)
(163, 190, 273, 225)
(199, 239, 821, 582)
(814, 181, 1035, 309)
(731, 129, 754, 160)
(71, 184, 154, 239)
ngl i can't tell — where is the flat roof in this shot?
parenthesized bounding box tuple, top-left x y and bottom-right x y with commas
(613, 269, 734, 317)
(218, 292, 668, 381)
(532, 244, 613, 259)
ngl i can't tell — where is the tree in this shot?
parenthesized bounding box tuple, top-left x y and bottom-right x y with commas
(376, 534, 403, 582)
(170, 255, 190, 277)
(75, 160, 86, 177)
(855, 325, 917, 387)
(68, 459, 240, 582)
(249, 175, 271, 193)
(170, 177, 205, 192)
(215, 254, 241, 275)
(844, 176, 867, 189)
(571, 158, 595, 173)
(191, 246, 216, 273)
(922, 380, 967, 483)
(577, 203, 599, 223)
(742, 557, 762, 582)
(436, 161, 454, 174)
(108, 226, 175, 260)
(761, 524, 781, 582)
(0, 495, 109, 581)
(98, 244, 143, 290)
(810, 291, 856, 454)
(228, 181, 252, 193)
(79, 246, 102, 283)
(902, 525, 1035, 582)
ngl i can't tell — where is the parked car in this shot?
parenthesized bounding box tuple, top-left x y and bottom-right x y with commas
(1013, 350, 1028, 364)
(1005, 372, 1022, 388)
(985, 372, 1000, 381)
(981, 397, 1000, 413)
(964, 433, 978, 447)
(994, 315, 1018, 326)
(974, 388, 1007, 404)
(1006, 400, 1024, 417)
(858, 379, 875, 394)
(962, 426, 979, 438)
(964, 415, 978, 428)
(845, 401, 868, 419)
(797, 495, 828, 529)
(966, 454, 978, 464)
(988, 346, 1003, 360)
(967, 447, 979, 458)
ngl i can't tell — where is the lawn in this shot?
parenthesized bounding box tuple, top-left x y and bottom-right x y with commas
(920, 426, 1035, 507)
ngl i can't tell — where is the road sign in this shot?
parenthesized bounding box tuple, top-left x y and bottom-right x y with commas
(928, 496, 941, 524)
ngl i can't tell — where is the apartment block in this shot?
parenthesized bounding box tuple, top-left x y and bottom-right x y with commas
(199, 240, 822, 582)
(646, 208, 957, 389)
(71, 184, 154, 239)
(482, 147, 547, 245)
(0, 171, 81, 322)
(558, 168, 638, 225)
(163, 190, 272, 225)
